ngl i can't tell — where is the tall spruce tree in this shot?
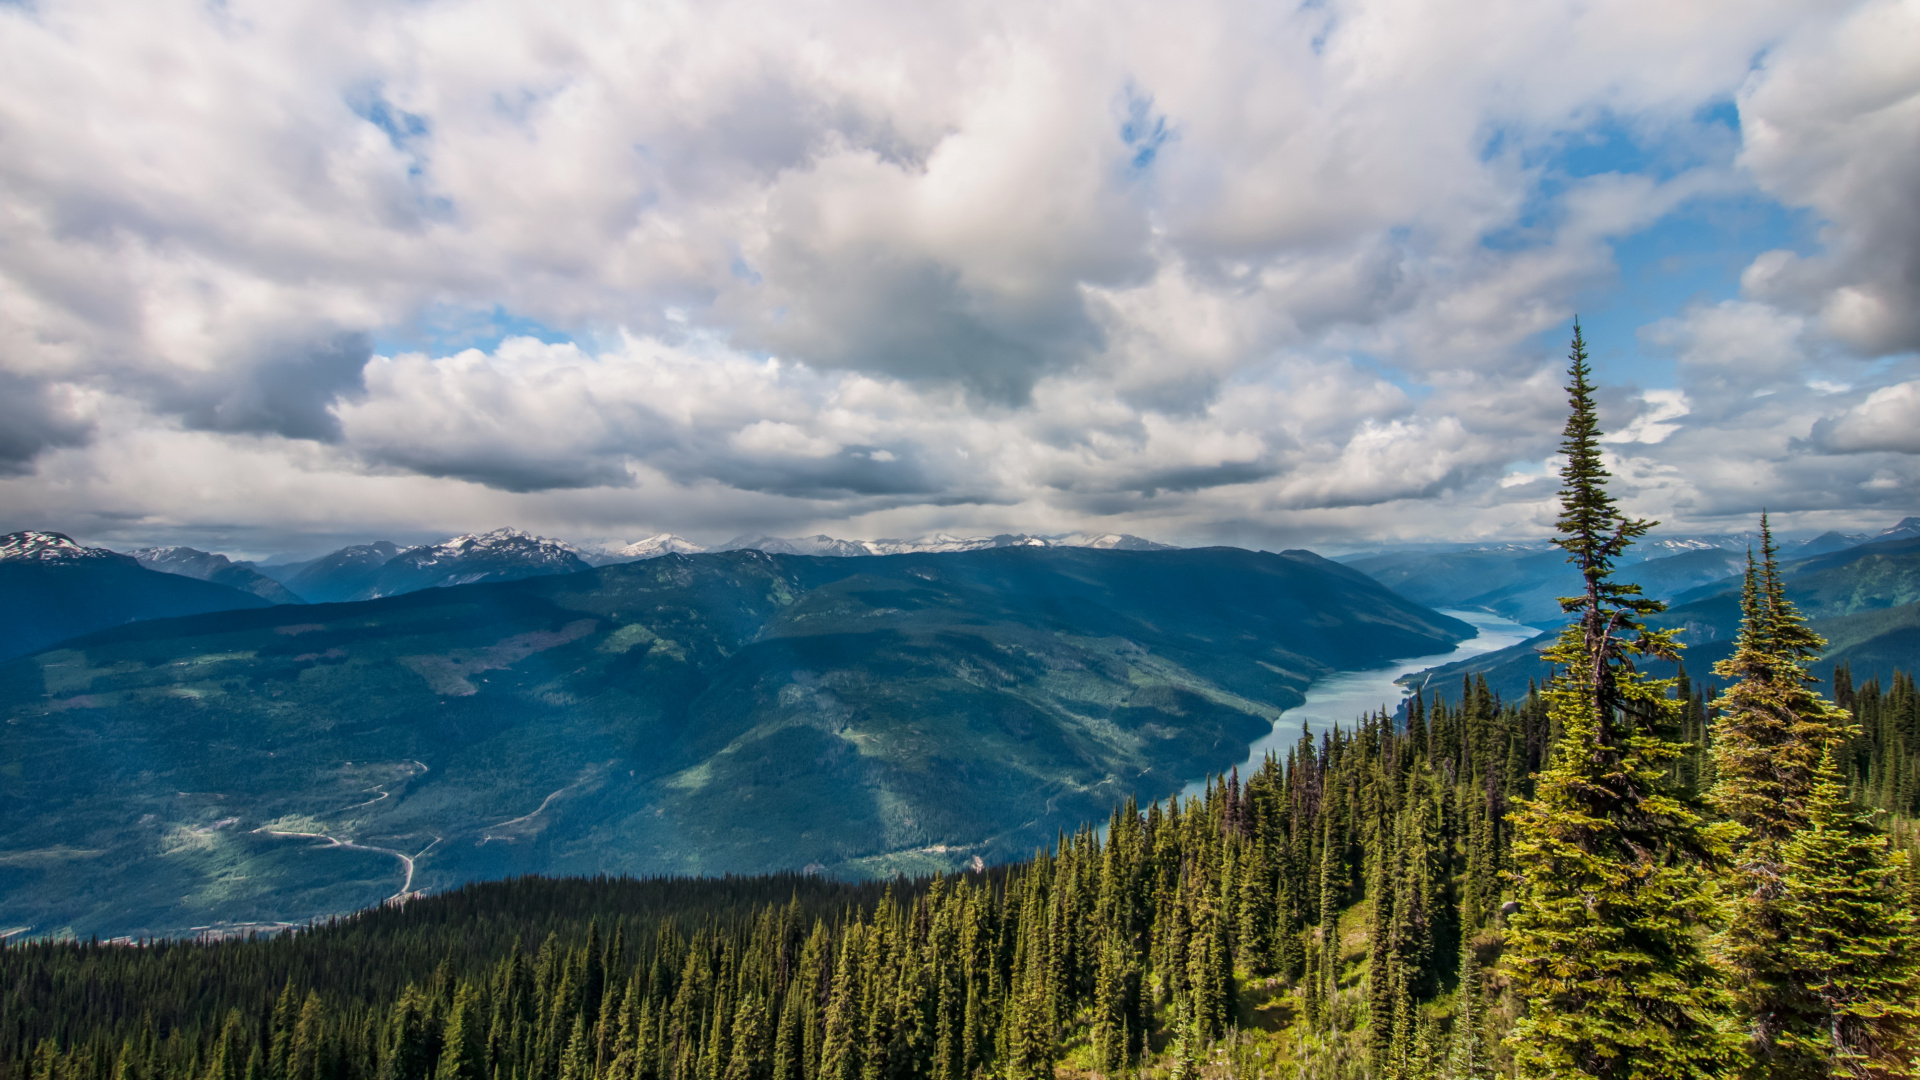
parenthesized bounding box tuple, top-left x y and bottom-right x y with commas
(1502, 322, 1737, 1079)
(1775, 747, 1920, 1076)
(1709, 514, 1865, 1075)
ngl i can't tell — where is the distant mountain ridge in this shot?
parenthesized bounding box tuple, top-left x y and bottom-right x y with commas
(268, 541, 405, 600)
(119, 528, 1175, 599)
(708, 531, 1175, 557)
(0, 531, 273, 662)
(128, 547, 305, 605)
(243, 531, 593, 602)
(1342, 515, 1918, 628)
(0, 531, 125, 562)
(359, 528, 591, 598)
(1403, 526, 1920, 705)
(580, 533, 709, 565)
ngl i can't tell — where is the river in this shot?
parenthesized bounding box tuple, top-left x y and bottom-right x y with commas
(1182, 609, 1539, 797)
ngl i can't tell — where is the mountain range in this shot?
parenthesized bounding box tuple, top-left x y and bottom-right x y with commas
(257, 529, 1176, 591)
(1340, 516, 1920, 628)
(1406, 530, 1920, 704)
(4, 510, 1918, 939)
(129, 546, 304, 605)
(2, 526, 1182, 665)
(0, 532, 274, 662)
(0, 544, 1466, 938)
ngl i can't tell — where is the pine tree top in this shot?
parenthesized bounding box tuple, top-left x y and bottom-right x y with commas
(1553, 322, 1657, 601)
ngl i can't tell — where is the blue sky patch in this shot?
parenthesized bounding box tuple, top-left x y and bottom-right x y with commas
(1119, 86, 1170, 172)
(347, 86, 430, 150)
(374, 306, 575, 358)
(1559, 193, 1819, 386)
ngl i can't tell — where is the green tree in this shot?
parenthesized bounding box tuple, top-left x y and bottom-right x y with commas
(288, 993, 327, 1080)
(1710, 515, 1863, 1073)
(378, 991, 432, 1080)
(1775, 748, 1920, 1077)
(1445, 940, 1493, 1080)
(202, 1012, 245, 1080)
(723, 993, 772, 1080)
(1502, 322, 1738, 1080)
(437, 984, 487, 1080)
(818, 929, 865, 1080)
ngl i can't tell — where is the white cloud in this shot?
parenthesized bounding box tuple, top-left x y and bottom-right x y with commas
(1604, 389, 1691, 445)
(0, 0, 1911, 553)
(1812, 381, 1920, 454)
(1737, 0, 1920, 354)
(1648, 300, 1808, 381)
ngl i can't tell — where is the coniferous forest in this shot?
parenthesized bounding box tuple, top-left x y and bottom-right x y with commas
(6, 327, 1920, 1079)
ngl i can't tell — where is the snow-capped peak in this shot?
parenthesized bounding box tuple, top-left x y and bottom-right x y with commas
(427, 527, 581, 558)
(0, 530, 124, 562)
(717, 531, 1178, 556)
(1877, 516, 1920, 542)
(575, 534, 709, 566)
(1049, 532, 1176, 551)
(616, 534, 705, 557)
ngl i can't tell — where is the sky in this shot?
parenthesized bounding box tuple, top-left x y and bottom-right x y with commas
(0, 0, 1915, 558)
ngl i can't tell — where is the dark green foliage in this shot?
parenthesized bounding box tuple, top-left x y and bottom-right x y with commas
(1708, 518, 1864, 1074)
(4, 671, 1553, 1080)
(1503, 323, 1737, 1079)
(1775, 750, 1920, 1075)
(1836, 665, 1920, 817)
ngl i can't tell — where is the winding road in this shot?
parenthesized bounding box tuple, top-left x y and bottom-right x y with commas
(252, 826, 439, 903)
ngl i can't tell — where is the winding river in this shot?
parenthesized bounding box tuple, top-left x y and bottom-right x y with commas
(1182, 609, 1539, 797)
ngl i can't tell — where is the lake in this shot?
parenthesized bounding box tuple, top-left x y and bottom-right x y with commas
(1182, 609, 1540, 797)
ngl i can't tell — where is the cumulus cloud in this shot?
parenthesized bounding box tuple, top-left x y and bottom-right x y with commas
(1643, 299, 1815, 414)
(0, 0, 1911, 552)
(1811, 382, 1920, 454)
(1737, 0, 1920, 354)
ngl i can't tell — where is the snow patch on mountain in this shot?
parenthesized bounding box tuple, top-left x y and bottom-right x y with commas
(1877, 517, 1920, 542)
(581, 534, 709, 565)
(714, 531, 1177, 556)
(401, 528, 586, 569)
(0, 531, 127, 563)
(360, 528, 592, 598)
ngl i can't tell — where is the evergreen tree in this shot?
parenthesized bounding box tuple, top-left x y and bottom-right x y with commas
(377, 991, 432, 1080)
(722, 993, 772, 1080)
(438, 984, 487, 1080)
(288, 994, 326, 1080)
(1775, 748, 1920, 1077)
(818, 929, 864, 1080)
(1444, 940, 1492, 1080)
(1710, 514, 1865, 1073)
(1502, 322, 1737, 1079)
(558, 1015, 592, 1080)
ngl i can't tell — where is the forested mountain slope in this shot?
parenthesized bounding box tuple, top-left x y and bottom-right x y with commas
(0, 693, 1583, 1080)
(0, 545, 1468, 939)
(10, 676, 1910, 1080)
